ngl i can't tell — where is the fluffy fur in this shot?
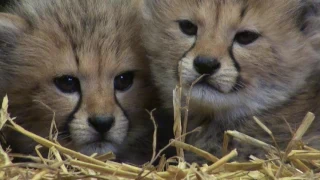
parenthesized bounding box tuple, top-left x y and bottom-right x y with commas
(141, 0, 320, 162)
(0, 0, 155, 164)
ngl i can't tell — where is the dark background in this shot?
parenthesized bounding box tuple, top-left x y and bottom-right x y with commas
(0, 0, 12, 11)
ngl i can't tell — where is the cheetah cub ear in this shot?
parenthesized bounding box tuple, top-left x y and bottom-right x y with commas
(140, 0, 163, 20)
(299, 1, 320, 32)
(0, 14, 27, 89)
(0, 13, 27, 41)
(299, 1, 320, 49)
(0, 13, 27, 47)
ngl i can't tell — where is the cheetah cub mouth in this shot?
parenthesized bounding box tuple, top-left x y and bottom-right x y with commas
(142, 0, 320, 123)
(181, 54, 241, 94)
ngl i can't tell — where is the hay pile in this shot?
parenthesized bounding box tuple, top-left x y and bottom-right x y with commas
(1, 92, 320, 180)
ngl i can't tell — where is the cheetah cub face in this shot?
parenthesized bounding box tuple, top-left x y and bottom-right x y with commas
(142, 0, 320, 121)
(0, 0, 154, 161)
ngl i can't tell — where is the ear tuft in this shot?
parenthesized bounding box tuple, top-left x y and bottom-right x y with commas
(298, 1, 320, 50)
(0, 13, 28, 93)
(0, 13, 27, 48)
(298, 1, 320, 33)
(0, 13, 27, 33)
(140, 0, 161, 21)
(140, 0, 152, 20)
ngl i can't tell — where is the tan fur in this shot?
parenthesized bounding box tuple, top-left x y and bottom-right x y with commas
(141, 0, 320, 162)
(0, 0, 155, 164)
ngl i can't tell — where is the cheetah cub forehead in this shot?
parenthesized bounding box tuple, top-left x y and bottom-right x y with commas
(142, 0, 320, 121)
(0, 0, 154, 163)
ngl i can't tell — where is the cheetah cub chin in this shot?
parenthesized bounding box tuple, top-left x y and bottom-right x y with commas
(141, 0, 320, 162)
(0, 0, 155, 164)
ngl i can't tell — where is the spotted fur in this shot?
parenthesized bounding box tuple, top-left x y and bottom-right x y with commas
(0, 0, 155, 164)
(141, 0, 320, 162)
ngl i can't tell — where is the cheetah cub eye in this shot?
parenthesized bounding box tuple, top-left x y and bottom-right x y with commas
(54, 75, 81, 94)
(114, 72, 134, 91)
(178, 20, 198, 36)
(234, 30, 260, 45)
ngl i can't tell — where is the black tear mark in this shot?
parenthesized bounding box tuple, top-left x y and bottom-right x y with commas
(228, 43, 241, 72)
(114, 92, 129, 133)
(62, 90, 83, 141)
(181, 37, 197, 60)
(175, 37, 198, 80)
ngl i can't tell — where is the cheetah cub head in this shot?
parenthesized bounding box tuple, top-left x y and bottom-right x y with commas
(0, 0, 153, 161)
(142, 0, 320, 121)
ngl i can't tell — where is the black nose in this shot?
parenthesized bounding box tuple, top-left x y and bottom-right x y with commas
(88, 116, 114, 133)
(193, 56, 221, 75)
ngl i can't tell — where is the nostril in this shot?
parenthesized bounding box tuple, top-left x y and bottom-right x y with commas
(193, 56, 221, 75)
(88, 116, 115, 133)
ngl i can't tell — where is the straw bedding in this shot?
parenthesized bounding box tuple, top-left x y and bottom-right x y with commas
(1, 91, 320, 180)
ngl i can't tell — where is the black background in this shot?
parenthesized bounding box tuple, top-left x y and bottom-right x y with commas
(0, 0, 12, 11)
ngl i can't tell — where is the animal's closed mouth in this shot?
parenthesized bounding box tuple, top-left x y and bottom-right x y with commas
(96, 135, 112, 144)
(87, 139, 114, 148)
(193, 76, 243, 94)
(196, 79, 225, 94)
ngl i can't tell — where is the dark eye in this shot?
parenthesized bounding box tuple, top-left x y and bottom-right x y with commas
(54, 75, 80, 94)
(234, 30, 260, 45)
(114, 72, 134, 91)
(178, 20, 198, 36)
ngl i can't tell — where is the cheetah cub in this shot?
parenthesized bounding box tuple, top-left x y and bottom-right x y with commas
(0, 0, 155, 164)
(141, 0, 320, 162)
